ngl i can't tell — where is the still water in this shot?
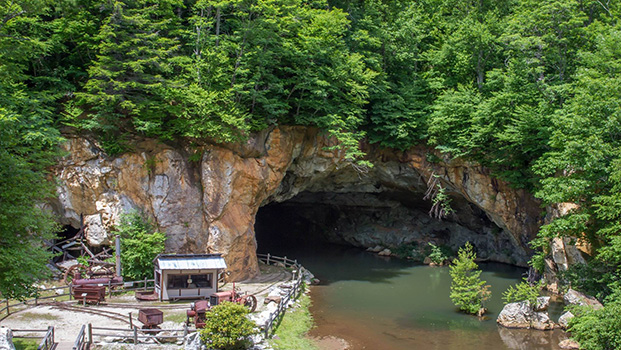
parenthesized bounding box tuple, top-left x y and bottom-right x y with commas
(258, 242, 565, 350)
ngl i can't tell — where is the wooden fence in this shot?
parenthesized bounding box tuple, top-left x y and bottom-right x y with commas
(0, 278, 155, 320)
(77, 323, 195, 346)
(257, 253, 306, 337)
(12, 326, 55, 350)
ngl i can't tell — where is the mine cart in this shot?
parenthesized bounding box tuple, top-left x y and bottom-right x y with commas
(72, 285, 106, 304)
(209, 284, 257, 312)
(186, 300, 211, 328)
(138, 308, 164, 329)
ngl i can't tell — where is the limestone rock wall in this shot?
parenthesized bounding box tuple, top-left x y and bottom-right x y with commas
(52, 127, 543, 279)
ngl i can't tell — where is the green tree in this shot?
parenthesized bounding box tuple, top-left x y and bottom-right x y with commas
(0, 0, 63, 300)
(115, 211, 166, 280)
(449, 242, 490, 315)
(200, 302, 256, 350)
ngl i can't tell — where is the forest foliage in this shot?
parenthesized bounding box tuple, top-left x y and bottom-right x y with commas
(2, 0, 621, 341)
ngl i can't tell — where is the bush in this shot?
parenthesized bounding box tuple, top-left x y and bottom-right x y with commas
(449, 242, 490, 315)
(426, 243, 452, 265)
(502, 278, 544, 306)
(568, 288, 621, 350)
(200, 302, 257, 350)
(114, 211, 166, 280)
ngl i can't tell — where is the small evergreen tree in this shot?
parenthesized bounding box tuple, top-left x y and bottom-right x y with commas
(449, 242, 490, 315)
(200, 302, 256, 350)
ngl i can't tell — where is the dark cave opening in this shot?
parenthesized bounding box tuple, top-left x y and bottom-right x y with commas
(254, 190, 528, 266)
(57, 225, 80, 242)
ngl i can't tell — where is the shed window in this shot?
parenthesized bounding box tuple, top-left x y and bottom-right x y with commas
(167, 273, 213, 289)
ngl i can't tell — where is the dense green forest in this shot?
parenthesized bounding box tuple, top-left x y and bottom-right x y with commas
(1, 0, 620, 347)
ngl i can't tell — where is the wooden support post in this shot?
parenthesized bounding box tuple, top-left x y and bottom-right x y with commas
(6, 299, 9, 316)
(133, 326, 138, 345)
(88, 323, 93, 344)
(69, 283, 72, 300)
(266, 253, 270, 265)
(144, 277, 147, 291)
(129, 312, 133, 329)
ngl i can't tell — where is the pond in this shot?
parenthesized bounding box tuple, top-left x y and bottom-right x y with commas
(258, 242, 565, 350)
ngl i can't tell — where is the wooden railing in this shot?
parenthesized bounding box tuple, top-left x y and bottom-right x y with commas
(257, 253, 306, 337)
(12, 326, 55, 350)
(1, 285, 72, 320)
(72, 324, 88, 350)
(0, 278, 155, 320)
(82, 323, 194, 345)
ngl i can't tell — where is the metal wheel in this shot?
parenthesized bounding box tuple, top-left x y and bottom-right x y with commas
(244, 295, 257, 312)
(62, 264, 91, 284)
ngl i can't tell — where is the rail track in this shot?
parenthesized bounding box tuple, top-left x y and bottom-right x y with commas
(50, 302, 133, 324)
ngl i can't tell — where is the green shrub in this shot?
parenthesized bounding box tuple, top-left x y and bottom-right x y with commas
(449, 242, 490, 315)
(200, 302, 257, 350)
(427, 243, 452, 265)
(114, 211, 166, 281)
(393, 242, 419, 259)
(502, 278, 543, 306)
(568, 288, 621, 350)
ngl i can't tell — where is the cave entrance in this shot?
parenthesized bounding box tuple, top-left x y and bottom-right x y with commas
(254, 190, 526, 267)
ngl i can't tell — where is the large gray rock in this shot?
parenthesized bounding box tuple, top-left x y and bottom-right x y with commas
(497, 300, 555, 330)
(558, 311, 574, 330)
(184, 332, 206, 350)
(0, 328, 16, 350)
(564, 289, 603, 309)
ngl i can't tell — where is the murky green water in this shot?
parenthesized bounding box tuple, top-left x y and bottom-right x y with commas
(258, 242, 565, 350)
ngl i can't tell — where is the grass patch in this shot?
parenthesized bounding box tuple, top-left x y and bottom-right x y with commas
(13, 338, 39, 350)
(16, 311, 59, 321)
(271, 292, 318, 350)
(164, 311, 188, 324)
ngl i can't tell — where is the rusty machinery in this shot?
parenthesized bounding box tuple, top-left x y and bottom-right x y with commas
(186, 284, 257, 328)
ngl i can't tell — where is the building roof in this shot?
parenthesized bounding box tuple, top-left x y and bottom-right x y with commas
(155, 254, 227, 270)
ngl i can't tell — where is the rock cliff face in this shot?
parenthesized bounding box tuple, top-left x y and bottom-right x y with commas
(51, 127, 543, 279)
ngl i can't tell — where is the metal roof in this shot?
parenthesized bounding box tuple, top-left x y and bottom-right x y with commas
(155, 254, 227, 270)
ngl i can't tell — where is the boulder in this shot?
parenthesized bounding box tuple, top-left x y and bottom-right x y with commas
(558, 311, 574, 330)
(185, 332, 206, 350)
(497, 301, 555, 330)
(366, 245, 383, 253)
(564, 289, 603, 309)
(558, 339, 581, 349)
(377, 249, 392, 256)
(534, 296, 550, 312)
(0, 328, 16, 350)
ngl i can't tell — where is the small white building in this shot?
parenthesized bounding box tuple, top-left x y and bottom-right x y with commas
(154, 254, 227, 301)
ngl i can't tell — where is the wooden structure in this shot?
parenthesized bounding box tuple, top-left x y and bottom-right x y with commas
(154, 254, 227, 301)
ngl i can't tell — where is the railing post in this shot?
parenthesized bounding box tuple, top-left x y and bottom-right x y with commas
(267, 253, 270, 265)
(69, 283, 72, 300)
(284, 256, 287, 266)
(108, 280, 112, 298)
(144, 277, 147, 291)
(133, 326, 138, 345)
(6, 299, 9, 316)
(88, 323, 92, 344)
